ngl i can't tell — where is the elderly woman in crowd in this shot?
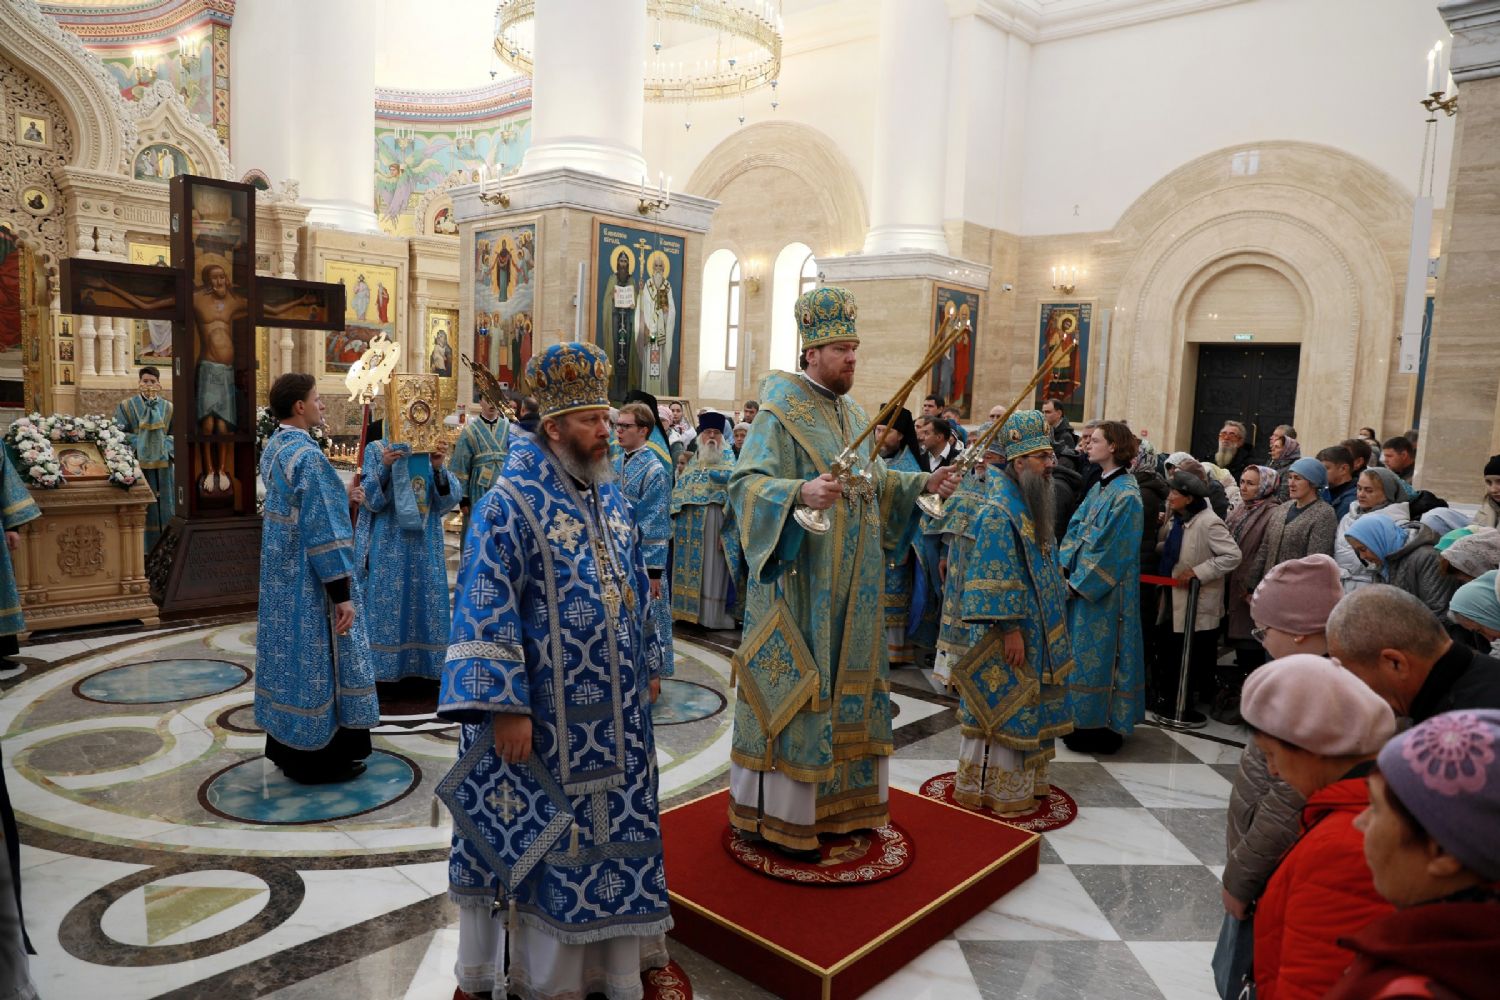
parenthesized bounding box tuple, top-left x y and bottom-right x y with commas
(1324, 710, 1500, 999)
(1167, 452, 1229, 518)
(1448, 570, 1500, 655)
(1203, 461, 1242, 510)
(1438, 527, 1500, 584)
(1344, 514, 1461, 617)
(1239, 655, 1396, 1000)
(1221, 465, 1284, 716)
(1335, 467, 1412, 591)
(1152, 471, 1241, 714)
(1245, 457, 1337, 595)
(1267, 425, 1301, 501)
(1476, 455, 1500, 528)
(1213, 554, 1343, 998)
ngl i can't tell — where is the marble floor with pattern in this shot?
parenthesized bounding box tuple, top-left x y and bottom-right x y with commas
(5, 560, 1246, 999)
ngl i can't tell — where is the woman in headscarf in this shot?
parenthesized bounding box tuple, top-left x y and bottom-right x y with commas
(1448, 570, 1500, 654)
(1245, 457, 1337, 595)
(1132, 438, 1171, 683)
(1219, 465, 1284, 722)
(1167, 453, 1229, 519)
(1203, 462, 1243, 511)
(1344, 513, 1460, 616)
(1438, 527, 1500, 584)
(1334, 467, 1413, 592)
(1267, 426, 1302, 502)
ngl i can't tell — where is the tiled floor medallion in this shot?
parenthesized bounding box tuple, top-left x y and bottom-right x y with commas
(652, 679, 727, 726)
(200, 750, 419, 825)
(76, 660, 251, 705)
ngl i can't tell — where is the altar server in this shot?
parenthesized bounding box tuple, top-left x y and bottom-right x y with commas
(449, 396, 510, 542)
(355, 419, 460, 682)
(114, 365, 174, 549)
(616, 400, 675, 677)
(438, 342, 672, 1000)
(670, 411, 742, 629)
(255, 373, 377, 784)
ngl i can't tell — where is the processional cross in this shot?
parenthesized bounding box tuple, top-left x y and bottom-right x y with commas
(59, 174, 348, 611)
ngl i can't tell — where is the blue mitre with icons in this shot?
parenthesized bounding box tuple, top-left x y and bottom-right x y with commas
(795, 285, 860, 350)
(524, 341, 611, 419)
(1003, 409, 1052, 460)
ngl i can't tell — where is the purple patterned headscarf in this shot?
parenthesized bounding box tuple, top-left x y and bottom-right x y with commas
(1378, 709, 1500, 881)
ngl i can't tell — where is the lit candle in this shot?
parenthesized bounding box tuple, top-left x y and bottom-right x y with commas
(665, 175, 672, 198)
(1051, 266, 1057, 286)
(1447, 71, 1455, 97)
(1433, 41, 1446, 95)
(1426, 46, 1436, 95)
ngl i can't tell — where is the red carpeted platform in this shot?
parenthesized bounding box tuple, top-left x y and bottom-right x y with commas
(662, 788, 1038, 1000)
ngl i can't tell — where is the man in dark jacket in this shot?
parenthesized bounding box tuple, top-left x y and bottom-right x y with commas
(1327, 585, 1500, 719)
(1050, 449, 1084, 543)
(1042, 399, 1077, 451)
(1317, 445, 1359, 520)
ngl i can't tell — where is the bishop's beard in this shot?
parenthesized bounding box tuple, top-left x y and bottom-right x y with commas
(1215, 446, 1237, 467)
(546, 439, 615, 485)
(1012, 466, 1055, 544)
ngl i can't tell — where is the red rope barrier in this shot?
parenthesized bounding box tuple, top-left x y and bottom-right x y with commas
(1139, 574, 1184, 588)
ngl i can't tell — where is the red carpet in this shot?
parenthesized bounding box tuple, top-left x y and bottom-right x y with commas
(918, 772, 1079, 832)
(723, 821, 913, 886)
(663, 788, 1038, 1000)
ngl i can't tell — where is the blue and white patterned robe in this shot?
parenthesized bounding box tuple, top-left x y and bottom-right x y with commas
(356, 440, 461, 682)
(437, 432, 670, 944)
(0, 449, 40, 636)
(450, 416, 510, 539)
(1060, 471, 1146, 734)
(255, 428, 378, 749)
(114, 394, 174, 550)
(618, 447, 674, 678)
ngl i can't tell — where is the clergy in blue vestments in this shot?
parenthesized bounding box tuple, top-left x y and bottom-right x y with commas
(930, 433, 1006, 687)
(355, 420, 461, 683)
(621, 389, 675, 482)
(876, 408, 929, 665)
(727, 286, 957, 853)
(1060, 420, 1146, 754)
(256, 373, 378, 784)
(449, 396, 510, 542)
(669, 411, 741, 630)
(0, 446, 39, 674)
(113, 366, 174, 550)
(951, 410, 1075, 816)
(615, 400, 675, 678)
(437, 342, 672, 1000)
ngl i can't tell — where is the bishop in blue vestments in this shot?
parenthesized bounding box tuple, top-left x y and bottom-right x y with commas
(256, 374, 378, 784)
(615, 400, 675, 678)
(437, 342, 672, 1000)
(1060, 421, 1146, 753)
(952, 411, 1076, 816)
(113, 366, 174, 550)
(356, 424, 461, 682)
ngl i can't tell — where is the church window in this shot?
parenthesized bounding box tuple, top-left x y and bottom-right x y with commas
(726, 260, 742, 369)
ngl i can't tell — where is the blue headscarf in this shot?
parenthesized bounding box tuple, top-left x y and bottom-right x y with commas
(1345, 514, 1407, 576)
(1289, 456, 1329, 493)
(1451, 570, 1500, 632)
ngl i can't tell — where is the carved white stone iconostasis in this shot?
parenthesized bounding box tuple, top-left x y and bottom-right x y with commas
(0, 0, 311, 420)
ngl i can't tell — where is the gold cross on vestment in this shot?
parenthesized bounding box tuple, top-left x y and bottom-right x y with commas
(486, 780, 521, 823)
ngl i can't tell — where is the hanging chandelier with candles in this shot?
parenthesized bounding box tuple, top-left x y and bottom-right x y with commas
(494, 0, 783, 104)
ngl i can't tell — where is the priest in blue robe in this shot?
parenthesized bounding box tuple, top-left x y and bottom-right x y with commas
(930, 435, 1005, 688)
(727, 286, 956, 854)
(256, 373, 378, 784)
(113, 366, 173, 550)
(952, 410, 1075, 816)
(877, 409, 928, 666)
(0, 446, 39, 675)
(1060, 420, 1146, 754)
(669, 411, 741, 630)
(449, 396, 510, 542)
(355, 419, 460, 683)
(437, 342, 672, 1000)
(615, 399, 675, 677)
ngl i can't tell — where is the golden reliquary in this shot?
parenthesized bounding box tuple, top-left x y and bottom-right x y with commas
(388, 373, 444, 453)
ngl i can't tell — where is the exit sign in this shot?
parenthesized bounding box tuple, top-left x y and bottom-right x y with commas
(1233, 333, 1254, 341)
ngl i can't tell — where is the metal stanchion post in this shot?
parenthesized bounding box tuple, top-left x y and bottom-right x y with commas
(1152, 576, 1208, 730)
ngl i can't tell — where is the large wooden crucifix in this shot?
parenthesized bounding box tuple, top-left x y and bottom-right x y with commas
(59, 174, 346, 612)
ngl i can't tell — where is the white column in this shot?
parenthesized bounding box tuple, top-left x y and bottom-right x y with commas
(95, 317, 115, 376)
(115, 317, 132, 374)
(231, 0, 378, 232)
(520, 0, 648, 183)
(80, 315, 98, 377)
(862, 0, 951, 255)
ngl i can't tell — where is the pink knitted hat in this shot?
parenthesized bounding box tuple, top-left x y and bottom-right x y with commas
(1250, 553, 1344, 637)
(1241, 654, 1396, 756)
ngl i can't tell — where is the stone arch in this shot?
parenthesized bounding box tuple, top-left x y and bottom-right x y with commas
(686, 121, 868, 254)
(1108, 142, 1407, 453)
(0, 0, 136, 175)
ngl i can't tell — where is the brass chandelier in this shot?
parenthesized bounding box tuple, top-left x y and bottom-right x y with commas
(494, 0, 783, 104)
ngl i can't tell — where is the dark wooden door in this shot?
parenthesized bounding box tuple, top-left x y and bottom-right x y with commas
(1190, 345, 1300, 464)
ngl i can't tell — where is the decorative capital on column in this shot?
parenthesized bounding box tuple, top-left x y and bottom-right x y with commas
(1441, 0, 1500, 82)
(820, 251, 989, 287)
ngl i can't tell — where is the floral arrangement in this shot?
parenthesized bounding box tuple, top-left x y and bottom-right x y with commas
(4, 413, 143, 489)
(255, 406, 333, 463)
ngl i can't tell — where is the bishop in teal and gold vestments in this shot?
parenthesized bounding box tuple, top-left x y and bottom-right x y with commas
(1059, 420, 1145, 752)
(449, 397, 510, 543)
(727, 286, 954, 852)
(951, 410, 1075, 816)
(256, 374, 378, 783)
(437, 343, 671, 1000)
(114, 366, 174, 550)
(670, 411, 742, 630)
